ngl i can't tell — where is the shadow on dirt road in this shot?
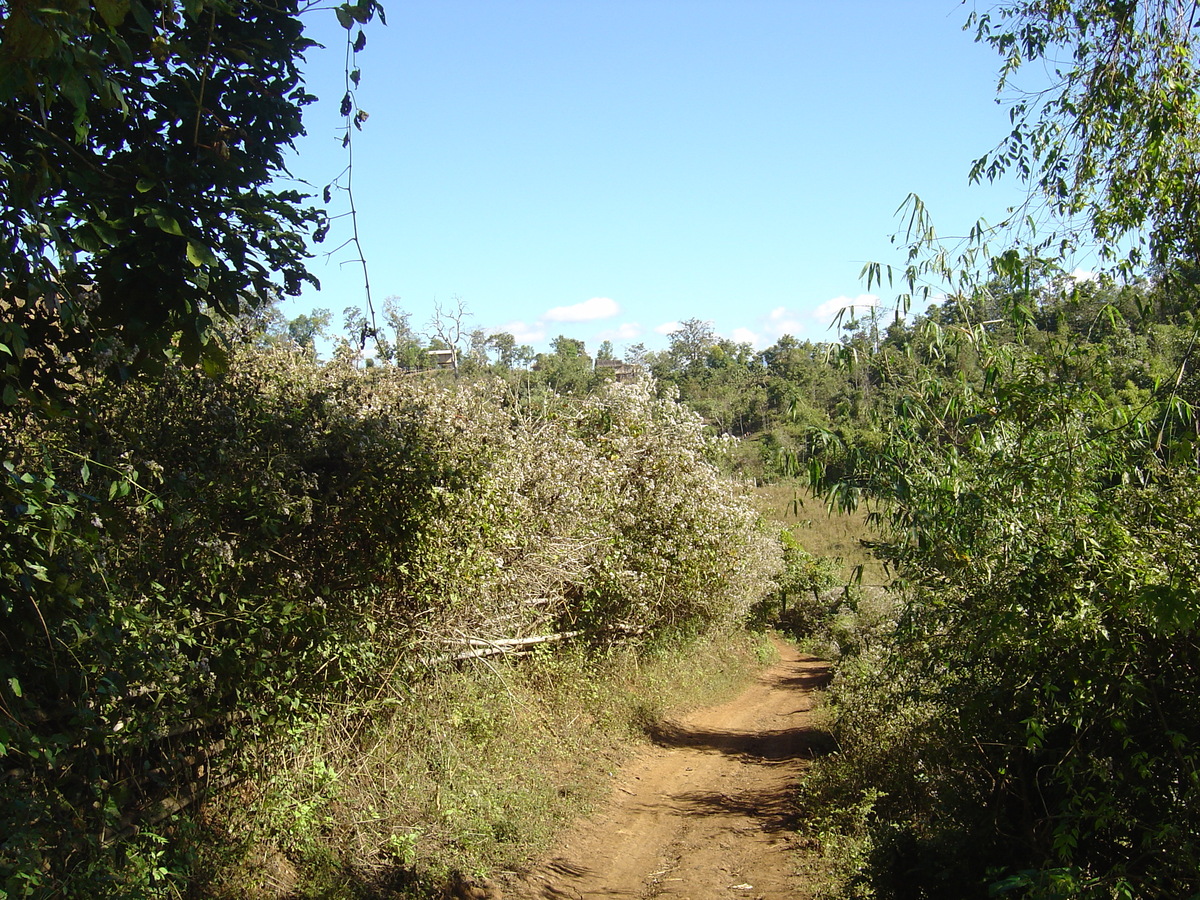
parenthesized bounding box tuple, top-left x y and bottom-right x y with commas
(509, 640, 834, 900)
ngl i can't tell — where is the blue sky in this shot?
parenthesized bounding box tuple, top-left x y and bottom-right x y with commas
(281, 0, 1033, 355)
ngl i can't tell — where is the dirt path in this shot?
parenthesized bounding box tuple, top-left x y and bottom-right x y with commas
(506, 639, 832, 900)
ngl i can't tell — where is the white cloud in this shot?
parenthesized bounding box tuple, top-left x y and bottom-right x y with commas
(1070, 267, 1097, 282)
(499, 320, 545, 344)
(730, 327, 759, 346)
(544, 296, 620, 323)
(721, 306, 809, 350)
(765, 306, 806, 335)
(596, 321, 643, 341)
(812, 293, 880, 324)
(654, 321, 680, 336)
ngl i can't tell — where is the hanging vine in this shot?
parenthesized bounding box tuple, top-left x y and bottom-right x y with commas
(319, 0, 386, 350)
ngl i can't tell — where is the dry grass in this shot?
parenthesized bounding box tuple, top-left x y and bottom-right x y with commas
(194, 630, 775, 898)
(750, 483, 889, 586)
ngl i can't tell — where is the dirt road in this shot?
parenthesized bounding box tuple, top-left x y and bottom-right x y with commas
(507, 639, 832, 900)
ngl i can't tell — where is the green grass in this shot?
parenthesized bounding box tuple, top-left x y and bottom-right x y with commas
(751, 483, 888, 585)
(190, 629, 776, 898)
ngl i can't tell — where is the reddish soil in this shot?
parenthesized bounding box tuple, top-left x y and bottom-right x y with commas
(506, 639, 832, 900)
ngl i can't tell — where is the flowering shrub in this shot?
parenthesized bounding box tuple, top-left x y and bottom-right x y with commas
(0, 348, 779, 895)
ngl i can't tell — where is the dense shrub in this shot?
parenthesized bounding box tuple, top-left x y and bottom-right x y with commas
(0, 348, 779, 896)
(804, 332, 1200, 899)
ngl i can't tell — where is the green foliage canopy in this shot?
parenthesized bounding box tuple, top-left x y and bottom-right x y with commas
(970, 0, 1200, 272)
(0, 0, 379, 398)
(794, 3, 1200, 895)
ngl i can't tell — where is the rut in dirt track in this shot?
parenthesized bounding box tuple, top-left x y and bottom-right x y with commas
(506, 639, 833, 900)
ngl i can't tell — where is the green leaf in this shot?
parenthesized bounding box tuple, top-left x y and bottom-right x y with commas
(150, 210, 184, 236)
(75, 226, 105, 253)
(135, 178, 155, 193)
(200, 342, 230, 377)
(95, 0, 132, 27)
(335, 4, 353, 29)
(129, 0, 156, 32)
(90, 219, 121, 246)
(177, 324, 203, 366)
(186, 240, 218, 267)
(59, 69, 89, 113)
(4, 13, 56, 58)
(7, 678, 20, 698)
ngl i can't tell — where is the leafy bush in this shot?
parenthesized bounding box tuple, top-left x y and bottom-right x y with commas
(0, 349, 780, 895)
(805, 326, 1200, 898)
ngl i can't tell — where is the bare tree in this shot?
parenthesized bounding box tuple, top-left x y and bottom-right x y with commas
(427, 296, 472, 375)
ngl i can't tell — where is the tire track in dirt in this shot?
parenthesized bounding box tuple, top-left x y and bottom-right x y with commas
(506, 638, 832, 900)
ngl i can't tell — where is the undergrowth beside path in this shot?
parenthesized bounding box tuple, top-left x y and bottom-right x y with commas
(190, 629, 777, 898)
(2, 349, 785, 896)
